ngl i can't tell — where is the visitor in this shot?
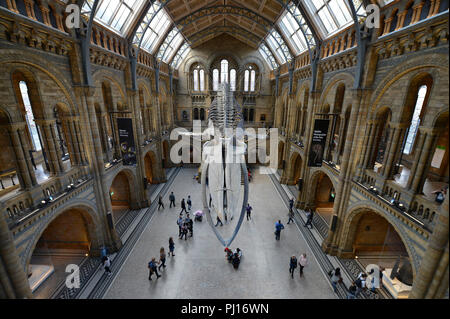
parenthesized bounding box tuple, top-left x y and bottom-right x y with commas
(224, 247, 233, 262)
(347, 282, 358, 299)
(187, 195, 192, 211)
(298, 253, 308, 277)
(287, 208, 295, 225)
(329, 267, 342, 293)
(180, 198, 187, 214)
(304, 209, 314, 229)
(148, 257, 161, 280)
(289, 255, 297, 278)
(215, 215, 223, 227)
(186, 214, 193, 237)
(434, 188, 446, 204)
(103, 256, 112, 276)
(177, 214, 184, 237)
(180, 223, 188, 240)
(289, 198, 294, 211)
(158, 247, 166, 271)
(168, 237, 175, 257)
(158, 195, 164, 210)
(275, 220, 285, 240)
(209, 193, 212, 207)
(246, 203, 252, 221)
(169, 192, 176, 208)
(232, 251, 241, 269)
(355, 273, 368, 297)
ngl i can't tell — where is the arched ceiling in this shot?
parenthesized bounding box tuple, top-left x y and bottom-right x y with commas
(165, 0, 285, 48)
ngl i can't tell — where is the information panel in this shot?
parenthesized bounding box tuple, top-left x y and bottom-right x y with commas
(308, 119, 330, 167)
(117, 118, 137, 166)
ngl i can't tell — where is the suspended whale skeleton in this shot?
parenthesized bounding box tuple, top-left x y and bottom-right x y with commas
(180, 83, 251, 247)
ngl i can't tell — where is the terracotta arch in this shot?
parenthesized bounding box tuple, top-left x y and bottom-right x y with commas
(340, 205, 417, 282)
(25, 202, 101, 272)
(288, 151, 303, 183)
(144, 151, 158, 184)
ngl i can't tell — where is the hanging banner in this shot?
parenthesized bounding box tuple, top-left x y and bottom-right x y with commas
(308, 119, 329, 167)
(117, 118, 137, 166)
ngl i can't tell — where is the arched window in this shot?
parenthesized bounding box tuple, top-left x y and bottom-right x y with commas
(200, 108, 205, 121)
(250, 70, 256, 91)
(244, 70, 249, 92)
(19, 81, 42, 151)
(199, 70, 205, 91)
(230, 69, 236, 91)
(213, 69, 219, 91)
(404, 85, 428, 155)
(220, 59, 228, 83)
(193, 108, 199, 120)
(193, 69, 199, 91)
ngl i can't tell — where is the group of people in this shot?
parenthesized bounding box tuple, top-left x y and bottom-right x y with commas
(224, 247, 243, 269)
(329, 266, 384, 299)
(177, 213, 194, 240)
(289, 254, 308, 278)
(147, 240, 176, 281)
(158, 192, 193, 213)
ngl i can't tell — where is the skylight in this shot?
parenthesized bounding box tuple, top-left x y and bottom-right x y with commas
(304, 0, 354, 37)
(265, 29, 293, 65)
(171, 42, 191, 69)
(258, 43, 279, 70)
(279, 8, 310, 55)
(93, 0, 145, 35)
(157, 26, 184, 63)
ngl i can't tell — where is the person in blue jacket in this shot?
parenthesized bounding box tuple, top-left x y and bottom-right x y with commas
(275, 220, 285, 240)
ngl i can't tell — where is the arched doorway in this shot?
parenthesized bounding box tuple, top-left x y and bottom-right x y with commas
(144, 151, 157, 184)
(309, 171, 335, 224)
(109, 171, 132, 223)
(28, 207, 98, 298)
(278, 141, 285, 171)
(289, 153, 303, 183)
(343, 209, 413, 298)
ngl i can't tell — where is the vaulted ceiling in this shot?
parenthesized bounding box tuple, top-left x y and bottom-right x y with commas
(164, 0, 285, 48)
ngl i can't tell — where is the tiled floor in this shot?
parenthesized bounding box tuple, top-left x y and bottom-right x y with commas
(104, 168, 336, 299)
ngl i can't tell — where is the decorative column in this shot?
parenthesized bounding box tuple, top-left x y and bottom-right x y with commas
(409, 129, 439, 193)
(38, 120, 63, 175)
(381, 123, 405, 179)
(67, 118, 81, 165)
(410, 195, 449, 298)
(0, 208, 32, 298)
(7, 124, 36, 189)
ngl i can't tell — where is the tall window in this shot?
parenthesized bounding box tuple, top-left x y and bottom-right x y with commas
(193, 67, 205, 92)
(278, 6, 310, 54)
(193, 69, 199, 91)
(19, 81, 41, 151)
(404, 85, 428, 155)
(244, 66, 257, 92)
(220, 60, 229, 83)
(139, 3, 171, 53)
(230, 69, 236, 91)
(213, 69, 219, 91)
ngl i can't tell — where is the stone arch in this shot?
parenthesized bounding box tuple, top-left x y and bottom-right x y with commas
(107, 168, 139, 217)
(183, 54, 209, 73)
(162, 139, 170, 168)
(288, 151, 304, 183)
(340, 205, 419, 283)
(318, 72, 354, 111)
(240, 56, 266, 74)
(25, 202, 102, 274)
(144, 151, 158, 184)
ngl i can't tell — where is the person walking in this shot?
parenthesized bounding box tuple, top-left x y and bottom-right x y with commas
(180, 198, 187, 214)
(177, 214, 183, 237)
(215, 215, 223, 227)
(347, 282, 358, 299)
(275, 220, 285, 240)
(289, 255, 298, 278)
(246, 203, 253, 221)
(298, 253, 308, 277)
(355, 272, 368, 297)
(148, 257, 161, 280)
(187, 196, 192, 212)
(168, 237, 175, 257)
(180, 222, 188, 240)
(169, 192, 176, 208)
(209, 193, 212, 207)
(186, 214, 193, 237)
(103, 256, 112, 276)
(287, 208, 295, 224)
(158, 195, 164, 210)
(289, 198, 294, 211)
(330, 267, 342, 293)
(158, 247, 166, 271)
(304, 209, 314, 229)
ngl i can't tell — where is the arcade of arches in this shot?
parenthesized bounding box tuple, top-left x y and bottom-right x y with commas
(0, 0, 448, 300)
